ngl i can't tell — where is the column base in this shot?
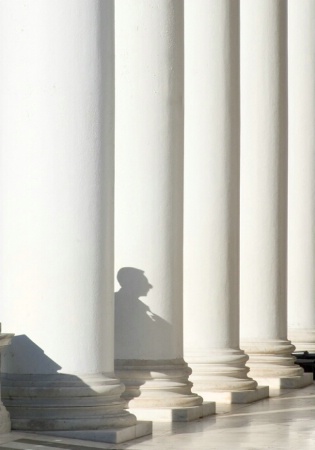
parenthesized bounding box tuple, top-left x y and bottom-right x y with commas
(253, 372, 313, 390)
(288, 329, 315, 352)
(185, 348, 259, 399)
(1, 373, 141, 435)
(241, 339, 305, 381)
(115, 358, 205, 418)
(39, 421, 152, 444)
(197, 385, 269, 404)
(128, 401, 215, 422)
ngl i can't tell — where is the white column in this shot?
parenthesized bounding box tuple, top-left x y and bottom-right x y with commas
(0, 0, 151, 442)
(240, 0, 312, 389)
(184, 0, 268, 404)
(287, 0, 315, 352)
(115, 0, 213, 421)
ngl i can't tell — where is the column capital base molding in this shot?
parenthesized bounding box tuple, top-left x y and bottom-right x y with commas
(1, 372, 137, 432)
(185, 347, 258, 393)
(115, 358, 203, 409)
(241, 339, 304, 379)
(241, 339, 296, 354)
(288, 328, 315, 352)
(185, 347, 249, 365)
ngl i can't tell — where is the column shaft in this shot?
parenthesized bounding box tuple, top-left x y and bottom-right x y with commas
(287, 0, 315, 351)
(114, 0, 211, 421)
(240, 0, 311, 388)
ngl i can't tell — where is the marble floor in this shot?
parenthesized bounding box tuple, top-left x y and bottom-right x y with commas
(0, 382, 314, 450)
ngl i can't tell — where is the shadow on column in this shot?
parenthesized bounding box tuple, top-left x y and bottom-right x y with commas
(0, 335, 138, 438)
(114, 267, 201, 411)
(114, 267, 172, 361)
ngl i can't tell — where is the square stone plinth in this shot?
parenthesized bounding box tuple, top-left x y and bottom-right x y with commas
(195, 385, 269, 404)
(128, 401, 215, 422)
(40, 421, 152, 444)
(253, 372, 313, 390)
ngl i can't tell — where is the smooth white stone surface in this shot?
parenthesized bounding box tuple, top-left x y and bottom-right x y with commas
(240, 0, 288, 341)
(0, 0, 115, 376)
(287, 0, 315, 352)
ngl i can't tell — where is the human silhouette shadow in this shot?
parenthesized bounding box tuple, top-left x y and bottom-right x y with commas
(114, 267, 172, 361)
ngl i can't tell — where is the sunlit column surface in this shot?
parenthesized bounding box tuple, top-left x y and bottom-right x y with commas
(114, 0, 213, 421)
(240, 0, 312, 388)
(0, 0, 151, 442)
(184, 0, 268, 404)
(287, 0, 315, 352)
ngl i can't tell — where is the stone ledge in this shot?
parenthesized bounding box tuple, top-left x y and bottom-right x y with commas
(253, 372, 313, 390)
(39, 421, 152, 444)
(128, 401, 215, 422)
(195, 385, 269, 404)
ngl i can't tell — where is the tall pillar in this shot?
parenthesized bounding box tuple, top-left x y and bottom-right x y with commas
(287, 1, 315, 352)
(0, 0, 151, 443)
(184, 0, 268, 404)
(115, 0, 213, 421)
(240, 0, 312, 389)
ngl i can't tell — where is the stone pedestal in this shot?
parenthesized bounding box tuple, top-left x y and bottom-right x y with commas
(0, 0, 151, 443)
(240, 0, 312, 390)
(183, 0, 268, 404)
(239, 341, 313, 389)
(115, 360, 215, 421)
(287, 0, 315, 353)
(114, 0, 213, 420)
(0, 334, 13, 433)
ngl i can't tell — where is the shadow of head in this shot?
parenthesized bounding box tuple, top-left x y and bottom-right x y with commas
(117, 267, 153, 297)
